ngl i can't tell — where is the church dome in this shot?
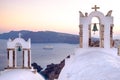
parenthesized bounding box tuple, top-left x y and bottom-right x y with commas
(0, 69, 45, 80)
(58, 48, 120, 80)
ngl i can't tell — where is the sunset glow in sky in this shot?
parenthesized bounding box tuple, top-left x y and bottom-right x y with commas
(0, 0, 120, 35)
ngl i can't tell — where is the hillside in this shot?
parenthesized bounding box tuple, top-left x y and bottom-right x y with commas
(0, 30, 79, 44)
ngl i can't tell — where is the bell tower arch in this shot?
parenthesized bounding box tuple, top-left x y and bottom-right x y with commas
(7, 33, 31, 69)
(79, 5, 114, 48)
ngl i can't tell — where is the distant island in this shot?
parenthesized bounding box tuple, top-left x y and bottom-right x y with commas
(0, 30, 79, 44)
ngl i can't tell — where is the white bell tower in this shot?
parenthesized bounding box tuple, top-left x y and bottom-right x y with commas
(7, 33, 31, 69)
(79, 5, 114, 48)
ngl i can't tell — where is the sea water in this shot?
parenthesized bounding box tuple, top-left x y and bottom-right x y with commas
(0, 40, 79, 71)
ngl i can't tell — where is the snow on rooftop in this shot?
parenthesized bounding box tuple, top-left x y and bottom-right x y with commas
(0, 69, 45, 80)
(58, 48, 120, 80)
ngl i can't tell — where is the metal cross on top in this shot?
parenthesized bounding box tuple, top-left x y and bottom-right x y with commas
(92, 5, 100, 11)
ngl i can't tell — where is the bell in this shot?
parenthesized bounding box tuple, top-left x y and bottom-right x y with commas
(92, 23, 98, 34)
(18, 46, 21, 51)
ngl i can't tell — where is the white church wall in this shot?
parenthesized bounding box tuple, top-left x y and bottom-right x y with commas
(29, 50, 31, 67)
(15, 50, 18, 67)
(24, 50, 28, 67)
(9, 50, 13, 67)
(83, 24, 89, 48)
(104, 24, 111, 48)
(7, 38, 31, 49)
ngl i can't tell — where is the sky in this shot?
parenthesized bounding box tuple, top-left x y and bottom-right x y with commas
(0, 0, 120, 35)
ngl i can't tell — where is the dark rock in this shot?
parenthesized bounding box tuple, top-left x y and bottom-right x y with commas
(31, 62, 43, 72)
(41, 59, 65, 80)
(67, 55, 70, 58)
(31, 58, 65, 80)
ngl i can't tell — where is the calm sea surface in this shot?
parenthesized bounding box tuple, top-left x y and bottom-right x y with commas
(0, 40, 79, 71)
